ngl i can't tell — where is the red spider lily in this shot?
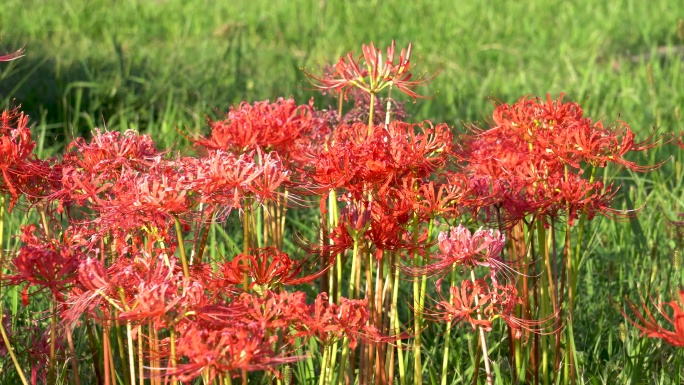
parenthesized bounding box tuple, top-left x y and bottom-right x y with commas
(187, 149, 291, 218)
(116, 261, 205, 329)
(174, 321, 299, 382)
(0, 108, 42, 208)
(336, 93, 411, 127)
(69, 251, 189, 324)
(6, 225, 84, 305)
(247, 150, 291, 203)
(223, 247, 332, 290)
(65, 129, 159, 176)
(0, 47, 24, 62)
(619, 290, 684, 347)
(405, 225, 507, 284)
(483, 282, 554, 338)
(342, 199, 372, 240)
(429, 279, 549, 338)
(88, 157, 194, 237)
(407, 174, 476, 220)
(306, 120, 451, 198)
(294, 293, 377, 349)
(194, 98, 328, 158)
(293, 293, 345, 346)
(364, 204, 412, 254)
(428, 279, 493, 332)
(172, 291, 308, 381)
(297, 216, 356, 258)
(308, 40, 435, 101)
(53, 130, 169, 229)
(459, 94, 659, 224)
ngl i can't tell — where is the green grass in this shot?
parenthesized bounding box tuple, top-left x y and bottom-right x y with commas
(1, 0, 684, 383)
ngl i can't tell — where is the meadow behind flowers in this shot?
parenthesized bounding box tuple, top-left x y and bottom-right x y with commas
(1, 0, 684, 384)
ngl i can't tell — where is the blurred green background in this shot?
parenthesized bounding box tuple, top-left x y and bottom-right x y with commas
(1, 0, 683, 149)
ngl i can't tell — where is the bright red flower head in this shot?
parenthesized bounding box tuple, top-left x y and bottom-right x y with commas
(620, 290, 684, 348)
(194, 98, 327, 158)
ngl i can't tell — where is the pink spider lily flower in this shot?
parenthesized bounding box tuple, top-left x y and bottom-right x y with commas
(405, 225, 508, 285)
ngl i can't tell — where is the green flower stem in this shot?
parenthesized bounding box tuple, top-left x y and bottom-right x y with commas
(367, 92, 376, 136)
(137, 326, 144, 385)
(66, 327, 82, 385)
(337, 336, 350, 385)
(173, 216, 190, 279)
(411, 211, 423, 385)
(563, 165, 576, 385)
(571, 167, 595, 301)
(319, 344, 330, 385)
(471, 270, 492, 385)
(537, 219, 551, 385)
(384, 83, 394, 126)
(389, 252, 406, 385)
(126, 322, 136, 385)
(0, 195, 28, 385)
(115, 317, 131, 385)
(440, 266, 457, 385)
(84, 316, 104, 385)
(564, 217, 576, 385)
(338, 234, 361, 385)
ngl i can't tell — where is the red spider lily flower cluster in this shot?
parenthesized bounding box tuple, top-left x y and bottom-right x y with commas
(458, 94, 659, 225)
(307, 120, 452, 198)
(193, 97, 329, 159)
(620, 291, 684, 348)
(5, 225, 83, 305)
(308, 40, 434, 101)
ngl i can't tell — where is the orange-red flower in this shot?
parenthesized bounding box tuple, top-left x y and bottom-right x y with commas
(620, 290, 684, 347)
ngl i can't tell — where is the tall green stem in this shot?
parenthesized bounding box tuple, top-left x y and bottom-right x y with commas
(440, 266, 457, 385)
(411, 211, 423, 385)
(338, 235, 361, 385)
(367, 92, 376, 137)
(0, 195, 28, 385)
(319, 344, 330, 385)
(564, 218, 576, 385)
(389, 252, 406, 385)
(173, 216, 189, 279)
(538, 219, 552, 385)
(563, 165, 577, 385)
(471, 270, 492, 385)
